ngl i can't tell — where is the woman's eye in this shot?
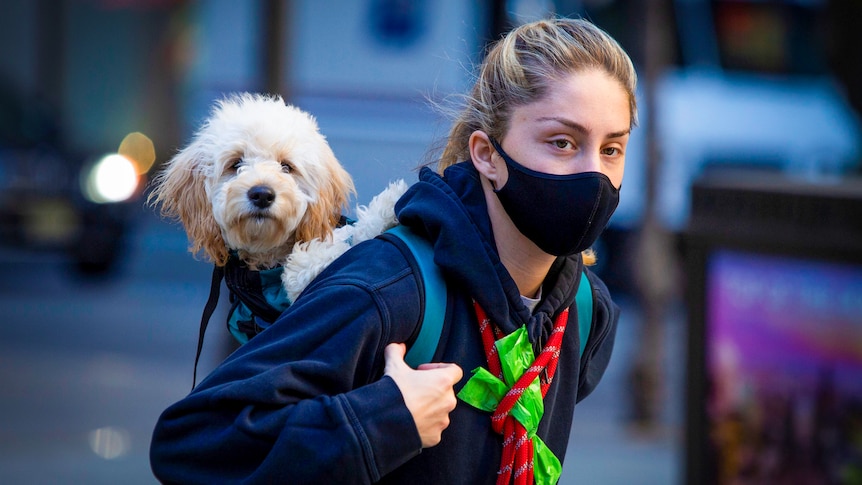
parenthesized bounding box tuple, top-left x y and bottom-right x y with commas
(601, 147, 621, 156)
(552, 139, 572, 150)
(280, 160, 292, 173)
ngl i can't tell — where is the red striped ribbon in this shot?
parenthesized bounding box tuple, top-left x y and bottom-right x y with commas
(473, 302, 569, 485)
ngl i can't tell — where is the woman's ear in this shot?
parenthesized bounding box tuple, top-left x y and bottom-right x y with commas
(469, 130, 503, 189)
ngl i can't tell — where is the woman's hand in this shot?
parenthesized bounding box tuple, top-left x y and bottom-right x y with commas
(383, 343, 463, 448)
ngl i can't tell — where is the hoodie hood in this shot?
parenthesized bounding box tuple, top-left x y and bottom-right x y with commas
(395, 162, 585, 344)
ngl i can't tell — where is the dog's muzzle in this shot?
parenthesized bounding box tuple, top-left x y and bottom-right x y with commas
(248, 185, 276, 209)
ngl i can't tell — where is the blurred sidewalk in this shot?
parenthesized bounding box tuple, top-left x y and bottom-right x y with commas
(561, 295, 686, 485)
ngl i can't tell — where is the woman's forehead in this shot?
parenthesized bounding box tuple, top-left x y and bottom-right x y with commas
(512, 69, 632, 134)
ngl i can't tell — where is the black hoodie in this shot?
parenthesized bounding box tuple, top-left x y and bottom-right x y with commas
(150, 162, 619, 484)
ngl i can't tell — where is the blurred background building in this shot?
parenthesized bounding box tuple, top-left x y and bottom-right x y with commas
(1, 0, 860, 483)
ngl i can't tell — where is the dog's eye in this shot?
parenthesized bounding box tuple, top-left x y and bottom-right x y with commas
(280, 160, 293, 174)
(229, 158, 243, 171)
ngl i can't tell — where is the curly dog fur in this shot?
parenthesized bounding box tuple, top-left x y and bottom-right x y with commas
(149, 92, 406, 302)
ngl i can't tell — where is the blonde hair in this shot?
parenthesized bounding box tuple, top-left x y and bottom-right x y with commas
(438, 18, 637, 172)
(437, 19, 636, 266)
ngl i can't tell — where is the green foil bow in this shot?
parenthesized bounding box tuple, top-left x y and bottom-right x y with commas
(457, 325, 562, 484)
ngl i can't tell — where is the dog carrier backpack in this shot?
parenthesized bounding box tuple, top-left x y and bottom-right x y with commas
(384, 225, 448, 367)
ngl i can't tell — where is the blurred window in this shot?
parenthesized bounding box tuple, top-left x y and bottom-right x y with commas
(713, 0, 828, 75)
(579, 0, 829, 75)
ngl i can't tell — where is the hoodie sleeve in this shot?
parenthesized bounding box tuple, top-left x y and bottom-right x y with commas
(150, 276, 424, 485)
(576, 270, 620, 403)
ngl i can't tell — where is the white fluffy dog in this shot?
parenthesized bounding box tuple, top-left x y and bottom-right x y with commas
(149, 92, 406, 303)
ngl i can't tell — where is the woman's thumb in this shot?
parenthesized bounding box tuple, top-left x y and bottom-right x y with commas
(384, 343, 408, 373)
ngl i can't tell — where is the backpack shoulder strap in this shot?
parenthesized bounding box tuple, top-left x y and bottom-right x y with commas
(385, 225, 593, 364)
(193, 264, 225, 389)
(385, 225, 447, 367)
(575, 269, 593, 358)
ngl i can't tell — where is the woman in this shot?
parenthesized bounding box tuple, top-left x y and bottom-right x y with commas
(151, 17, 636, 485)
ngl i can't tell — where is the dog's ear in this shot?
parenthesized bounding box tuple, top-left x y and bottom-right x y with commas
(147, 142, 229, 266)
(295, 147, 355, 243)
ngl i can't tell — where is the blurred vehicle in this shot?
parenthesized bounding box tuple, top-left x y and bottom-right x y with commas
(579, 0, 862, 291)
(611, 0, 861, 231)
(0, 89, 144, 274)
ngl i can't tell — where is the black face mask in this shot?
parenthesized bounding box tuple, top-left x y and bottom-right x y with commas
(490, 138, 619, 256)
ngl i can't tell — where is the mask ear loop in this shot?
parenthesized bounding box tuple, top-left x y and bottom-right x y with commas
(487, 138, 507, 193)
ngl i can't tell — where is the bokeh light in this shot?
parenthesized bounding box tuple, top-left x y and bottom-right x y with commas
(88, 426, 131, 460)
(118, 132, 156, 175)
(83, 154, 139, 203)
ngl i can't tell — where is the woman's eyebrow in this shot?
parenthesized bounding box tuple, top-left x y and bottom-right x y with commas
(536, 116, 589, 135)
(607, 129, 631, 139)
(536, 116, 630, 139)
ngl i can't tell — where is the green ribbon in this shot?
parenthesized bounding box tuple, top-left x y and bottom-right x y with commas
(457, 326, 562, 485)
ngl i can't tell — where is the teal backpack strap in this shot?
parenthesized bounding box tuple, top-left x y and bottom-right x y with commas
(385, 225, 447, 367)
(387, 224, 592, 364)
(575, 270, 593, 358)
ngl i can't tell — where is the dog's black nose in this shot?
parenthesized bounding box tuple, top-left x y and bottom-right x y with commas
(248, 185, 276, 209)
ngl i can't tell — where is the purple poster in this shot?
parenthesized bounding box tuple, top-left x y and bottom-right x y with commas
(706, 250, 862, 483)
